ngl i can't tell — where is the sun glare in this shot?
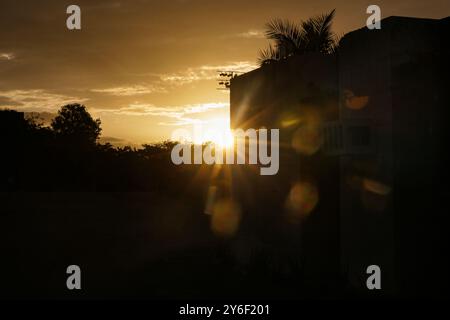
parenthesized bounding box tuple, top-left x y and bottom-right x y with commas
(179, 117, 233, 149)
(207, 119, 233, 149)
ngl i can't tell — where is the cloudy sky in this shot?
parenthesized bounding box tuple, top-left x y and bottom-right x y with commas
(1, 0, 448, 145)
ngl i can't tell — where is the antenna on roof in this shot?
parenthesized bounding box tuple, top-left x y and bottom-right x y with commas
(216, 70, 244, 90)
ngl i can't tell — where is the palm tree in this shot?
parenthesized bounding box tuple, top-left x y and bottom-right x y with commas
(259, 9, 339, 66)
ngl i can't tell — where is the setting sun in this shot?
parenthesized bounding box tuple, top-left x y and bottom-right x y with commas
(200, 118, 234, 149)
(173, 116, 234, 149)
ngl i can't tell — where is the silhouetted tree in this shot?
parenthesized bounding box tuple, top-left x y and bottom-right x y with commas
(51, 104, 101, 145)
(259, 9, 339, 65)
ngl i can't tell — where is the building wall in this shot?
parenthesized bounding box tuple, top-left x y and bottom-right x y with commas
(230, 54, 341, 292)
(230, 16, 450, 296)
(338, 16, 449, 296)
(338, 17, 396, 295)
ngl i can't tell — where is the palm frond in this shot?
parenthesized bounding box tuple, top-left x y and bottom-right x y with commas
(329, 32, 343, 54)
(258, 44, 280, 66)
(257, 9, 338, 66)
(265, 18, 305, 58)
(301, 9, 336, 53)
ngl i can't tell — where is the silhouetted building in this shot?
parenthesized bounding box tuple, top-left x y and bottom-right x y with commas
(336, 15, 449, 296)
(230, 42, 340, 293)
(230, 16, 450, 296)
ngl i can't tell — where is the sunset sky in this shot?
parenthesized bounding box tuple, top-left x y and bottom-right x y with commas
(1, 0, 448, 145)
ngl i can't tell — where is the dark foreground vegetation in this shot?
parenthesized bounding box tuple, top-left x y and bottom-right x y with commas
(0, 105, 351, 299)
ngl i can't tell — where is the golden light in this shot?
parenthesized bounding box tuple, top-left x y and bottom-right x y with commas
(361, 178, 391, 213)
(193, 117, 234, 149)
(210, 199, 242, 238)
(285, 182, 319, 222)
(363, 178, 391, 195)
(344, 89, 370, 110)
(291, 111, 323, 155)
(169, 116, 234, 154)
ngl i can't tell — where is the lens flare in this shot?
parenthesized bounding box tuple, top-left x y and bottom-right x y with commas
(285, 182, 319, 222)
(363, 178, 391, 195)
(344, 90, 369, 110)
(291, 125, 323, 155)
(210, 199, 242, 238)
(361, 178, 391, 212)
